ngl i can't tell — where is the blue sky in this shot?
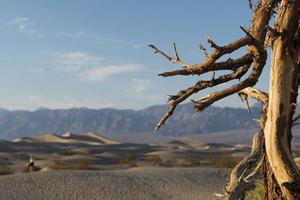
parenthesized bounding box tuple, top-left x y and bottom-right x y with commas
(0, 0, 270, 110)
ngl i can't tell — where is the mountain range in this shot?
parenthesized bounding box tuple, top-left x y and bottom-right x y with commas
(0, 103, 262, 140)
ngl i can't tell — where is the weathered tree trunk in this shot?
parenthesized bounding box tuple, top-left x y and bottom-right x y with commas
(263, 1, 300, 199)
(264, 154, 283, 199)
(150, 0, 300, 198)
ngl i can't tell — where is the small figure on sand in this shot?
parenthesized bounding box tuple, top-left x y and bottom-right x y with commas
(28, 155, 34, 172)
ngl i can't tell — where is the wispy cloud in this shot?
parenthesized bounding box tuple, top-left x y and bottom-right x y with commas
(131, 43, 146, 49)
(11, 17, 144, 50)
(130, 78, 163, 101)
(60, 32, 144, 49)
(54, 52, 142, 80)
(55, 52, 104, 72)
(36, 51, 142, 81)
(83, 64, 142, 81)
(131, 78, 151, 93)
(12, 17, 45, 38)
(55, 31, 98, 39)
(4, 95, 115, 111)
(55, 31, 120, 43)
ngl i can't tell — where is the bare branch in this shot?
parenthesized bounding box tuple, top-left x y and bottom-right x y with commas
(238, 92, 252, 113)
(150, 35, 253, 77)
(198, 44, 209, 58)
(238, 87, 269, 104)
(152, 0, 274, 130)
(172, 42, 180, 61)
(211, 71, 216, 81)
(155, 64, 251, 132)
(225, 130, 264, 200)
(148, 44, 191, 70)
(240, 26, 255, 40)
(159, 54, 253, 77)
(248, 0, 253, 10)
(192, 40, 267, 111)
(206, 36, 221, 50)
(189, 36, 253, 73)
(244, 154, 264, 182)
(149, 0, 298, 198)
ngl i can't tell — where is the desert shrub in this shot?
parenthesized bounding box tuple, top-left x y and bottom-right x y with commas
(51, 159, 66, 170)
(188, 158, 201, 165)
(57, 150, 75, 156)
(243, 157, 300, 199)
(202, 154, 242, 168)
(200, 155, 215, 165)
(0, 165, 14, 175)
(245, 181, 264, 200)
(118, 153, 137, 167)
(0, 155, 9, 161)
(167, 158, 201, 167)
(22, 165, 42, 173)
(145, 155, 161, 166)
(0, 155, 13, 166)
(166, 159, 180, 167)
(4, 161, 13, 165)
(215, 155, 242, 168)
(295, 157, 300, 169)
(223, 157, 298, 199)
(75, 160, 91, 170)
(51, 159, 92, 170)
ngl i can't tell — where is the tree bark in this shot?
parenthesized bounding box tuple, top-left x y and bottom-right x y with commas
(264, 151, 284, 200)
(149, 0, 300, 198)
(263, 1, 300, 199)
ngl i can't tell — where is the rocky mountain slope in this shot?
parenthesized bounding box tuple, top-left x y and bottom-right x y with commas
(0, 103, 261, 139)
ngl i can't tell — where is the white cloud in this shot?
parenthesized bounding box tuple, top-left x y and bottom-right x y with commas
(130, 78, 163, 101)
(11, 17, 142, 50)
(131, 43, 146, 49)
(56, 52, 104, 72)
(12, 17, 33, 31)
(56, 31, 98, 39)
(12, 17, 45, 38)
(131, 78, 151, 93)
(83, 64, 142, 81)
(50, 52, 142, 81)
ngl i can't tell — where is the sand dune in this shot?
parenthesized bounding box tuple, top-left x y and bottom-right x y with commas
(168, 137, 207, 149)
(3, 132, 299, 200)
(2, 132, 255, 173)
(13, 132, 119, 146)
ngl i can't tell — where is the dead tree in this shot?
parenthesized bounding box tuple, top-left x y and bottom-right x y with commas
(149, 0, 300, 199)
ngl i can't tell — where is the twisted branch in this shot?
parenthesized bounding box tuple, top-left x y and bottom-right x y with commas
(225, 130, 265, 200)
(151, 0, 274, 132)
(224, 87, 269, 199)
(155, 64, 251, 131)
(150, 0, 284, 199)
(150, 35, 253, 77)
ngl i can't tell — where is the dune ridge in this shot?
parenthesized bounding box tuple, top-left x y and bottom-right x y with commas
(13, 132, 119, 145)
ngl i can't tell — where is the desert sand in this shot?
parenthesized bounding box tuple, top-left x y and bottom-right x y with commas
(0, 167, 228, 200)
(1, 131, 298, 200)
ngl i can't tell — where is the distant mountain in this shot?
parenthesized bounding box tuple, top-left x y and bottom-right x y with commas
(0, 103, 261, 139)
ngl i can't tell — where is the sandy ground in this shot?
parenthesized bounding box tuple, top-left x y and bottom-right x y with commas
(0, 167, 228, 200)
(5, 132, 298, 200)
(0, 132, 255, 175)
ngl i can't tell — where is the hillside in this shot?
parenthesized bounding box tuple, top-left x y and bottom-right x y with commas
(0, 103, 261, 139)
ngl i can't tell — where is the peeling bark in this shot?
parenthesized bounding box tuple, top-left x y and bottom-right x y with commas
(150, 0, 300, 198)
(225, 130, 264, 200)
(264, 155, 284, 200)
(264, 1, 300, 199)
